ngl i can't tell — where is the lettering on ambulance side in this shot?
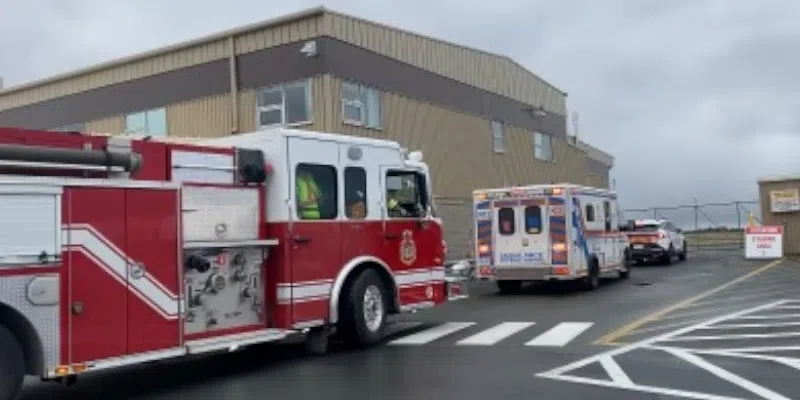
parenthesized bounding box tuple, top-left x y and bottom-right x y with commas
(499, 252, 544, 264)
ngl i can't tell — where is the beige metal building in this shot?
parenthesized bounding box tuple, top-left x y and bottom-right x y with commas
(0, 6, 614, 258)
(758, 175, 800, 255)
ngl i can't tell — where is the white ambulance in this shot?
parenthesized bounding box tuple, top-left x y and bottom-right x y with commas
(471, 184, 631, 293)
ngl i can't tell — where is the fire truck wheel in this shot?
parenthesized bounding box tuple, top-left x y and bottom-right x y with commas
(0, 325, 24, 400)
(340, 269, 388, 347)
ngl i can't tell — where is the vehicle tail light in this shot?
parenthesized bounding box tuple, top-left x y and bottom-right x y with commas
(478, 243, 490, 253)
(552, 242, 567, 252)
(659, 232, 666, 240)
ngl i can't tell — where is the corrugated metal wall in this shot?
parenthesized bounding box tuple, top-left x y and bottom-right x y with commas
(2, 11, 566, 118)
(323, 12, 566, 115)
(759, 179, 800, 255)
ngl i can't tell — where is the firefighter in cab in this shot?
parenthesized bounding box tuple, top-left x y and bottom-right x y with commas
(297, 170, 322, 219)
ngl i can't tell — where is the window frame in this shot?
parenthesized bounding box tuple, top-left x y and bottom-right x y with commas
(344, 166, 368, 220)
(341, 81, 382, 129)
(125, 107, 167, 136)
(295, 162, 338, 221)
(585, 203, 595, 222)
(534, 131, 553, 161)
(256, 79, 313, 129)
(498, 207, 516, 236)
(491, 120, 506, 153)
(384, 169, 429, 219)
(524, 205, 543, 234)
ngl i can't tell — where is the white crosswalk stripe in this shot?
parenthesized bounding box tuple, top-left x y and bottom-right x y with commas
(525, 322, 595, 347)
(388, 321, 594, 347)
(457, 322, 536, 346)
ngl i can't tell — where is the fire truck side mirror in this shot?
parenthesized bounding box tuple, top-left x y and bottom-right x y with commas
(236, 148, 268, 184)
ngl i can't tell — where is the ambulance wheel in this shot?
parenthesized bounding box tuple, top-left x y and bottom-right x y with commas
(496, 280, 523, 294)
(679, 242, 688, 261)
(619, 252, 631, 280)
(339, 269, 387, 347)
(583, 260, 600, 291)
(0, 325, 24, 400)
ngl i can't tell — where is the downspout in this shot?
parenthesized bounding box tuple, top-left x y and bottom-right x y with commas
(228, 36, 239, 134)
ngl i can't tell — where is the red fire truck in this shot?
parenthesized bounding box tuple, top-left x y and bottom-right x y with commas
(0, 126, 468, 399)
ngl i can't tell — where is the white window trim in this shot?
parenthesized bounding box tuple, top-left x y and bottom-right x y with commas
(491, 120, 506, 153)
(534, 131, 553, 162)
(341, 81, 382, 129)
(256, 79, 313, 129)
(125, 107, 167, 136)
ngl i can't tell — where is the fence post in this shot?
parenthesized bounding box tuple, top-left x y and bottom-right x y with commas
(735, 201, 742, 248)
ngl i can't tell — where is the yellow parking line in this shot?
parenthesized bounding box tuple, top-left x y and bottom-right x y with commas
(593, 259, 784, 346)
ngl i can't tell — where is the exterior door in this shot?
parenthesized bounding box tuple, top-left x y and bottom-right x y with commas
(287, 137, 342, 323)
(602, 199, 619, 266)
(125, 188, 181, 354)
(517, 200, 551, 265)
(66, 187, 128, 363)
(493, 201, 521, 266)
(380, 166, 440, 305)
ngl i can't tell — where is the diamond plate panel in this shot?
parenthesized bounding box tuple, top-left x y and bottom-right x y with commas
(0, 273, 60, 373)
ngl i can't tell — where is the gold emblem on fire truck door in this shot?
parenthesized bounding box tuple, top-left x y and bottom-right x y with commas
(399, 230, 417, 266)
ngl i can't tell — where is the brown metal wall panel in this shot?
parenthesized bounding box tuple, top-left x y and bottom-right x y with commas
(85, 115, 124, 133)
(759, 180, 800, 255)
(586, 157, 611, 177)
(166, 94, 233, 138)
(236, 41, 326, 91)
(321, 37, 568, 140)
(237, 90, 257, 132)
(0, 60, 229, 129)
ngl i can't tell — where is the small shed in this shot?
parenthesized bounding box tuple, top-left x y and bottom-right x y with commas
(758, 174, 800, 255)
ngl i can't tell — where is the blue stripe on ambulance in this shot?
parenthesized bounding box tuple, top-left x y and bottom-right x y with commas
(571, 197, 590, 260)
(475, 200, 493, 266)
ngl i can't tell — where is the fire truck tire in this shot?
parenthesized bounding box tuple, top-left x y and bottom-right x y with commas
(339, 269, 388, 347)
(0, 325, 24, 400)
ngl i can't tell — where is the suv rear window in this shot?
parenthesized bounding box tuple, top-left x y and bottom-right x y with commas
(635, 224, 660, 232)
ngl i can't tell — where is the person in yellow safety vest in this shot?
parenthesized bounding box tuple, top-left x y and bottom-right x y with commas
(387, 194, 411, 217)
(296, 171, 322, 219)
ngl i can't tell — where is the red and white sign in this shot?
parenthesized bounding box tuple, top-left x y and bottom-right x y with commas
(745, 225, 783, 259)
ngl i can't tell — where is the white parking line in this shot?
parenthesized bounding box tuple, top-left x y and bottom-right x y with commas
(456, 322, 535, 346)
(388, 322, 475, 345)
(735, 313, 800, 320)
(526, 322, 594, 347)
(701, 321, 800, 329)
(664, 331, 800, 342)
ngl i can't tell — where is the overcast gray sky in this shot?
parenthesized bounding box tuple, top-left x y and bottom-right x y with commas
(1, 0, 798, 223)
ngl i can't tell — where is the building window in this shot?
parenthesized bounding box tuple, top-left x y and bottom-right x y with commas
(498, 207, 515, 235)
(491, 120, 506, 153)
(125, 108, 167, 136)
(55, 123, 85, 133)
(341, 81, 382, 129)
(534, 131, 553, 161)
(295, 163, 337, 220)
(257, 79, 312, 128)
(345, 166, 368, 219)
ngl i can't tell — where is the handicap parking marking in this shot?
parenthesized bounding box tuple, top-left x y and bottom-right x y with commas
(537, 299, 800, 400)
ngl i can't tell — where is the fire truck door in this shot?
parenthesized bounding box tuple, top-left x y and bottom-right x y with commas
(287, 137, 342, 323)
(381, 166, 440, 304)
(124, 188, 181, 354)
(65, 187, 129, 364)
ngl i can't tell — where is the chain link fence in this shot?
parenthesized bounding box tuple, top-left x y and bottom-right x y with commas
(621, 200, 762, 250)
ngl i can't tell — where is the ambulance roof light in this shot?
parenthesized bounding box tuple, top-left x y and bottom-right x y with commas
(408, 150, 423, 163)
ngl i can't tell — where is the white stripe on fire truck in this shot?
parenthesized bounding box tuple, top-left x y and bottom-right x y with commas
(62, 225, 181, 320)
(275, 267, 447, 303)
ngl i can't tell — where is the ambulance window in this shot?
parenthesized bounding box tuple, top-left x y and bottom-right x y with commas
(603, 201, 612, 232)
(498, 207, 515, 236)
(295, 163, 338, 220)
(585, 204, 595, 222)
(524, 206, 542, 234)
(345, 167, 367, 220)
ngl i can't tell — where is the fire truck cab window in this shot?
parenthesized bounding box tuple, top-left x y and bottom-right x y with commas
(585, 204, 595, 222)
(295, 163, 338, 220)
(524, 205, 542, 234)
(385, 170, 428, 218)
(345, 167, 367, 219)
(498, 207, 515, 235)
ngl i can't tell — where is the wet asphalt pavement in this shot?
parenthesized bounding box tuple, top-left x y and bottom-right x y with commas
(20, 249, 800, 400)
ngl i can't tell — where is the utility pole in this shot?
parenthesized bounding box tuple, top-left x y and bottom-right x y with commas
(693, 197, 699, 231)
